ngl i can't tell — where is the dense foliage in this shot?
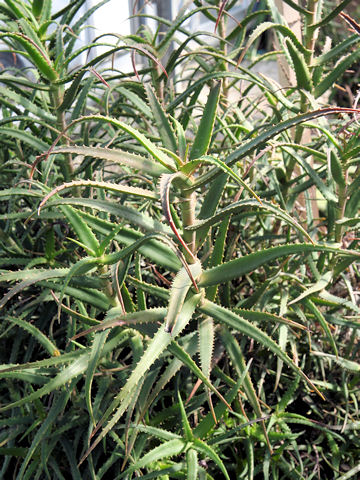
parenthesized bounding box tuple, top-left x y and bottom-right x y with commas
(1, 0, 360, 478)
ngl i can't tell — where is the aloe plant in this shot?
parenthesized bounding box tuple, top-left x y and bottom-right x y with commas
(1, 1, 360, 478)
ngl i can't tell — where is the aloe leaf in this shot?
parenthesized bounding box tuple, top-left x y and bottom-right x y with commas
(79, 294, 201, 465)
(285, 38, 312, 91)
(184, 155, 262, 204)
(57, 70, 86, 113)
(4, 0, 29, 19)
(194, 369, 251, 439)
(289, 271, 332, 305)
(303, 298, 338, 356)
(189, 107, 360, 192)
(38, 179, 158, 214)
(84, 331, 109, 427)
(0, 353, 90, 412)
(192, 437, 230, 480)
(164, 260, 202, 333)
(0, 187, 42, 199)
(201, 300, 325, 399)
(59, 205, 100, 256)
(0, 268, 69, 310)
(220, 327, 271, 454)
(199, 243, 359, 288)
(0, 127, 49, 151)
(5, 317, 59, 357)
(73, 308, 166, 341)
(46, 198, 172, 237)
(188, 198, 312, 243)
(186, 448, 198, 480)
(47, 144, 168, 177)
(81, 213, 181, 271)
(168, 340, 231, 409)
(310, 0, 353, 28)
(156, 5, 218, 54)
(172, 116, 187, 160)
(198, 316, 215, 381)
(274, 322, 288, 393)
(314, 34, 360, 66)
(315, 49, 360, 98)
(116, 86, 152, 118)
(282, 146, 338, 203)
(145, 84, 178, 154)
(159, 172, 197, 262)
(238, 22, 310, 64)
(178, 391, 193, 441)
(235, 309, 306, 330)
(189, 80, 221, 160)
(60, 115, 177, 171)
(311, 352, 360, 373)
(0, 32, 57, 81)
(16, 390, 71, 480)
(121, 439, 186, 476)
(206, 215, 231, 301)
(138, 333, 198, 419)
(0, 349, 87, 374)
(195, 173, 228, 249)
(0, 87, 56, 123)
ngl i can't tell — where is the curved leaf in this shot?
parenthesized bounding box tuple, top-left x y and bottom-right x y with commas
(200, 300, 324, 399)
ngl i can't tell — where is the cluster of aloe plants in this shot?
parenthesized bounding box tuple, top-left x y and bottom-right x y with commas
(1, 0, 360, 478)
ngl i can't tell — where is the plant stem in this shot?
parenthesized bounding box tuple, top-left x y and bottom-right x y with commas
(180, 190, 197, 263)
(51, 85, 74, 182)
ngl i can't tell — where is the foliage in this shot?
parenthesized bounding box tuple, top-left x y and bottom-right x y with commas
(1, 0, 360, 478)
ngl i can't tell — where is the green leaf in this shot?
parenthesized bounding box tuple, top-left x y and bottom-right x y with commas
(315, 49, 360, 98)
(38, 179, 158, 214)
(5, 316, 59, 357)
(32, 0, 44, 18)
(86, 331, 110, 426)
(189, 80, 221, 160)
(187, 198, 312, 243)
(121, 439, 186, 476)
(199, 243, 358, 288)
(0, 32, 57, 81)
(67, 115, 177, 171)
(47, 198, 172, 237)
(60, 205, 100, 256)
(310, 0, 353, 28)
(201, 300, 325, 399)
(0, 268, 69, 310)
(0, 126, 49, 151)
(47, 145, 168, 177)
(145, 84, 178, 155)
(168, 340, 231, 409)
(192, 437, 231, 480)
(0, 353, 90, 412)
(189, 107, 360, 192)
(329, 150, 346, 188)
(312, 352, 360, 373)
(186, 448, 198, 480)
(238, 21, 310, 64)
(0, 86, 56, 122)
(164, 260, 202, 333)
(285, 38, 312, 91)
(303, 298, 338, 356)
(183, 155, 262, 204)
(16, 390, 71, 480)
(79, 293, 201, 465)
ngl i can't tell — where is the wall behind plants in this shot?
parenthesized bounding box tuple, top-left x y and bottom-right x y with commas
(1, 1, 360, 478)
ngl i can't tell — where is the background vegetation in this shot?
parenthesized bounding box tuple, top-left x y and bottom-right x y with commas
(1, 0, 360, 478)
